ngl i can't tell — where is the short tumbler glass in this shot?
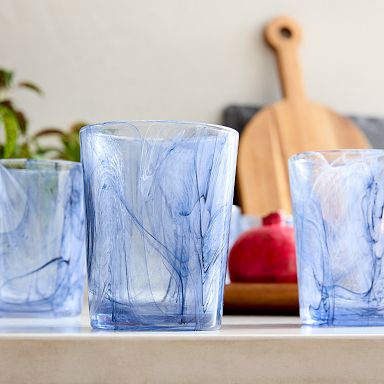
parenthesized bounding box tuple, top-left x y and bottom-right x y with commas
(81, 121, 238, 330)
(0, 159, 86, 317)
(289, 150, 384, 326)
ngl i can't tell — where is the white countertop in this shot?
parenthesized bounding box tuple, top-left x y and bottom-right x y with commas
(0, 313, 383, 383)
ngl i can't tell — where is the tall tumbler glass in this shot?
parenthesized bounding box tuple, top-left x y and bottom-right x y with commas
(289, 150, 384, 326)
(0, 159, 86, 317)
(81, 121, 238, 330)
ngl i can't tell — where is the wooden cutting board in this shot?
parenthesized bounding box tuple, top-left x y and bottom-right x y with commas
(224, 283, 299, 315)
(236, 16, 370, 216)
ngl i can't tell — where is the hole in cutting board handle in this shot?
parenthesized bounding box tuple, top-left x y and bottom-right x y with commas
(264, 17, 302, 48)
(280, 26, 292, 39)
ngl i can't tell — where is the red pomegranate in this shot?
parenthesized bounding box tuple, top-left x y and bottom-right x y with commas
(228, 212, 297, 283)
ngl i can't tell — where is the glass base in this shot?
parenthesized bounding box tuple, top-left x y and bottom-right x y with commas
(90, 313, 221, 331)
(0, 303, 82, 318)
(301, 310, 384, 327)
(0, 309, 82, 318)
(302, 318, 384, 327)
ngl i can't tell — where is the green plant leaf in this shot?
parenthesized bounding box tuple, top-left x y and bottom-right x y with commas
(61, 131, 80, 161)
(31, 128, 65, 139)
(33, 146, 64, 159)
(15, 142, 31, 158)
(0, 69, 13, 89)
(0, 104, 19, 158)
(1, 99, 13, 109)
(15, 110, 28, 134)
(0, 100, 28, 134)
(18, 81, 43, 96)
(70, 121, 87, 133)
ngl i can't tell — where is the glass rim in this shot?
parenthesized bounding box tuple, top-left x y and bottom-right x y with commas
(289, 149, 384, 163)
(80, 120, 238, 136)
(0, 158, 81, 170)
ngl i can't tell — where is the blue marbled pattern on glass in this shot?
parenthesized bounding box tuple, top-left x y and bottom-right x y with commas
(0, 159, 86, 317)
(289, 150, 384, 326)
(81, 121, 238, 330)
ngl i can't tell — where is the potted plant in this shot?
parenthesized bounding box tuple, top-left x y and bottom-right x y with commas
(0, 68, 84, 161)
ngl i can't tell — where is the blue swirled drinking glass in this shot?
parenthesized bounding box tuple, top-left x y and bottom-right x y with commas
(289, 150, 384, 326)
(0, 159, 86, 317)
(81, 121, 238, 330)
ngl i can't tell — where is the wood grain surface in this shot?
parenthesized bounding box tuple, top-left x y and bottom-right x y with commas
(224, 283, 299, 315)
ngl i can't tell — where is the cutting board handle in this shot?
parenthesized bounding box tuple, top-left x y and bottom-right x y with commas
(264, 16, 306, 100)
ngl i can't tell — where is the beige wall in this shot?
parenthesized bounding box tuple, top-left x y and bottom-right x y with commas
(1, 0, 383, 132)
